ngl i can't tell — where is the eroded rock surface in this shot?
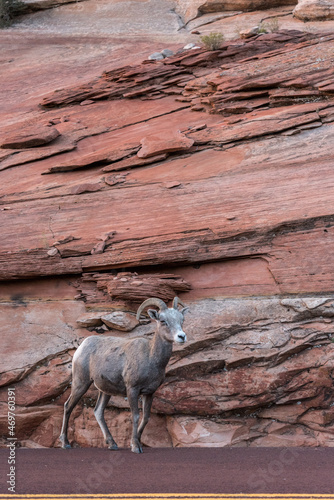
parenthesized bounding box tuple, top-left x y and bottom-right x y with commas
(2, 5, 334, 449)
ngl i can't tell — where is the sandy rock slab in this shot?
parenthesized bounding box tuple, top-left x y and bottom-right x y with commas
(175, 0, 297, 23)
(293, 0, 334, 20)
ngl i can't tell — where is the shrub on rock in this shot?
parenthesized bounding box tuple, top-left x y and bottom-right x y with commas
(200, 32, 225, 50)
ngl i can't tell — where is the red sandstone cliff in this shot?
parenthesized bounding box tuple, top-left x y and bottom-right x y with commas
(1, 0, 334, 449)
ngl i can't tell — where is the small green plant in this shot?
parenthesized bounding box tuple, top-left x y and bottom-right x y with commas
(200, 32, 225, 51)
(0, 0, 26, 28)
(267, 17, 280, 32)
(259, 17, 280, 34)
(257, 23, 268, 34)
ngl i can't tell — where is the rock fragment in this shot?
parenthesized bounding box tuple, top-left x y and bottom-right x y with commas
(148, 52, 165, 61)
(47, 247, 59, 257)
(240, 26, 261, 38)
(138, 132, 194, 158)
(70, 183, 102, 195)
(148, 49, 174, 61)
(164, 181, 181, 189)
(1, 126, 60, 149)
(91, 241, 106, 255)
(183, 43, 197, 50)
(76, 312, 105, 328)
(102, 153, 168, 173)
(293, 0, 334, 20)
(101, 311, 139, 332)
(80, 99, 95, 106)
(161, 49, 174, 58)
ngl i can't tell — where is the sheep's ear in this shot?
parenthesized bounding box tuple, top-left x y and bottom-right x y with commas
(148, 309, 160, 321)
(181, 307, 189, 316)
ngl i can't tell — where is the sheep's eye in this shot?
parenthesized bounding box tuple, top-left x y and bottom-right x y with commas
(160, 320, 167, 326)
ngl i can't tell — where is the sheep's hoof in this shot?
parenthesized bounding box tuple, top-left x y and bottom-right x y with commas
(59, 435, 71, 449)
(61, 443, 71, 449)
(131, 444, 143, 454)
(108, 444, 118, 451)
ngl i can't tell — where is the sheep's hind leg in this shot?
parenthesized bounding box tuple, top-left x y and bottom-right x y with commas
(94, 391, 118, 450)
(60, 379, 92, 449)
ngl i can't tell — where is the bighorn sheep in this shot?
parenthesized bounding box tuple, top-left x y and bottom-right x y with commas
(59, 296, 187, 453)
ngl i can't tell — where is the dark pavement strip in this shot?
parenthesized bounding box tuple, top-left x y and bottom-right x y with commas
(1, 494, 334, 499)
(1, 448, 334, 496)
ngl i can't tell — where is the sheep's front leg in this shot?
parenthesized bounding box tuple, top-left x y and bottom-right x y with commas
(138, 393, 153, 442)
(127, 387, 142, 453)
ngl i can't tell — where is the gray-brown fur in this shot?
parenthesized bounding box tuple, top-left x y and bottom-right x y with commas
(59, 296, 187, 453)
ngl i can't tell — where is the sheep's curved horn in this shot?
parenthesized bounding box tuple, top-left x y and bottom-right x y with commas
(136, 298, 167, 320)
(172, 296, 185, 309)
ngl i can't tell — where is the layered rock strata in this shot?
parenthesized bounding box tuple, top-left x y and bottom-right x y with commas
(2, 29, 334, 448)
